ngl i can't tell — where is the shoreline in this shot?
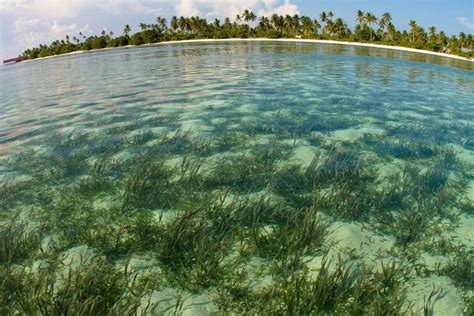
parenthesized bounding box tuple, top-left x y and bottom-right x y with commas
(20, 38, 473, 64)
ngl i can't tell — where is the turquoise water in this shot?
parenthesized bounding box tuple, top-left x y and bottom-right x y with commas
(0, 42, 473, 314)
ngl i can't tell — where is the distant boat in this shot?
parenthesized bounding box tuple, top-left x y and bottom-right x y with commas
(3, 56, 23, 65)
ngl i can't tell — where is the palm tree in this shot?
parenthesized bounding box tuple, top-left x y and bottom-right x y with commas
(365, 12, 377, 41)
(301, 16, 314, 37)
(325, 20, 335, 36)
(320, 12, 328, 35)
(467, 34, 473, 49)
(320, 12, 327, 24)
(386, 23, 396, 41)
(185, 18, 192, 33)
(123, 24, 131, 36)
(283, 15, 300, 36)
(139, 23, 148, 31)
(178, 16, 187, 32)
(438, 31, 447, 45)
(242, 9, 256, 26)
(356, 10, 365, 25)
(459, 32, 467, 48)
(290, 15, 300, 36)
(333, 18, 347, 39)
(283, 15, 291, 35)
(313, 19, 321, 35)
(171, 16, 178, 32)
(223, 17, 231, 28)
(417, 27, 427, 43)
(242, 9, 250, 21)
(156, 17, 167, 32)
(378, 12, 391, 33)
(189, 16, 200, 34)
(258, 16, 270, 30)
(235, 14, 242, 23)
(271, 14, 284, 35)
(428, 26, 437, 42)
(249, 12, 257, 23)
(409, 20, 418, 42)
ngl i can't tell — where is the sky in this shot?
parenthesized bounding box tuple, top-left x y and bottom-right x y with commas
(0, 0, 473, 60)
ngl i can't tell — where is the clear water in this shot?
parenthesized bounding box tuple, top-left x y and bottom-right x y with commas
(1, 42, 473, 314)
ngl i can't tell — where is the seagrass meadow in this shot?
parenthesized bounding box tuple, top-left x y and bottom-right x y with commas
(0, 41, 473, 315)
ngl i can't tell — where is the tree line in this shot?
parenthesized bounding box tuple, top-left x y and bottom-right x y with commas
(21, 9, 473, 60)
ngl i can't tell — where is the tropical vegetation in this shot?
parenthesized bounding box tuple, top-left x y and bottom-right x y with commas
(20, 9, 473, 60)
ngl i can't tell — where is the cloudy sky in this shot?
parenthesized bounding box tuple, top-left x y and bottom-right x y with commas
(0, 0, 473, 59)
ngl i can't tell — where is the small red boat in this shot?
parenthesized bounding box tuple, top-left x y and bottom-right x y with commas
(3, 56, 23, 65)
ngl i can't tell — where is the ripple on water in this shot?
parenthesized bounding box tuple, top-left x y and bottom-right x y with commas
(0, 42, 472, 314)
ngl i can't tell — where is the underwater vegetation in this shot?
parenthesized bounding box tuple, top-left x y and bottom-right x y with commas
(363, 134, 441, 159)
(271, 145, 380, 221)
(252, 205, 328, 260)
(240, 256, 410, 315)
(0, 71, 473, 314)
(443, 249, 474, 290)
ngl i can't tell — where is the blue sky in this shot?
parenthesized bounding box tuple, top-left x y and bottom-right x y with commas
(0, 0, 473, 60)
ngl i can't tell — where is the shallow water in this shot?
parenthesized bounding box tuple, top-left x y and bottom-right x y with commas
(1, 42, 473, 314)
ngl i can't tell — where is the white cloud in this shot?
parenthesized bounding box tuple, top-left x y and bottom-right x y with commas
(258, 0, 299, 16)
(50, 21, 91, 37)
(205, 1, 260, 19)
(1, 0, 162, 19)
(1, 0, 91, 18)
(176, 0, 200, 17)
(174, 0, 299, 18)
(11, 18, 93, 53)
(14, 17, 46, 31)
(0, 0, 28, 14)
(263, 0, 278, 9)
(128, 0, 162, 15)
(457, 17, 474, 30)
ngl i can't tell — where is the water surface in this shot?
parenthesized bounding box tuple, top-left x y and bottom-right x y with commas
(1, 42, 473, 314)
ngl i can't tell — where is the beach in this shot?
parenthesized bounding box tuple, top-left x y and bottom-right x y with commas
(20, 38, 473, 64)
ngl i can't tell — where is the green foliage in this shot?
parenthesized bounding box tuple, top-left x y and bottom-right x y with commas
(363, 134, 440, 159)
(0, 178, 34, 211)
(275, 258, 355, 315)
(122, 159, 174, 210)
(274, 147, 379, 220)
(391, 208, 429, 247)
(205, 143, 289, 193)
(158, 200, 238, 292)
(443, 250, 474, 289)
(251, 257, 408, 315)
(0, 214, 43, 266)
(252, 206, 328, 259)
(20, 10, 473, 61)
(1, 256, 128, 315)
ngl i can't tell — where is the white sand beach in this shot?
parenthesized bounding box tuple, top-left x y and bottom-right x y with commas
(20, 38, 473, 63)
